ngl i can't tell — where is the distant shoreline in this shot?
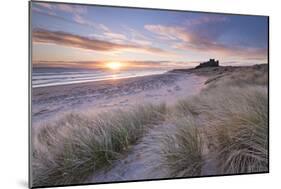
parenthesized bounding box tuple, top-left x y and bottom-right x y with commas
(32, 63, 268, 89)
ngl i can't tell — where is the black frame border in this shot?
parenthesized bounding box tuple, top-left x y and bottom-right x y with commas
(28, 1, 270, 188)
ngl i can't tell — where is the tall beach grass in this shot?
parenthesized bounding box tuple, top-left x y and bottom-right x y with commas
(32, 65, 268, 185)
(32, 103, 166, 186)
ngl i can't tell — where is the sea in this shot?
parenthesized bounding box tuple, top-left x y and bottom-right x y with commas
(32, 67, 167, 88)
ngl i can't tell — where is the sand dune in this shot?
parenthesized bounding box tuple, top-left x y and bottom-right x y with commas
(31, 65, 268, 187)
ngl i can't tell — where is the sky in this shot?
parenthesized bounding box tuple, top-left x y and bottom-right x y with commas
(31, 2, 268, 70)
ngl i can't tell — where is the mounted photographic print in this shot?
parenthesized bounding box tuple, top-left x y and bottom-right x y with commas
(29, 1, 269, 188)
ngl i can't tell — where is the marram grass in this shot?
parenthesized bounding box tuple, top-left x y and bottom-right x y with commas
(32, 68, 268, 186)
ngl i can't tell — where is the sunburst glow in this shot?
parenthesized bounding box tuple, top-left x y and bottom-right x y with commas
(106, 62, 122, 70)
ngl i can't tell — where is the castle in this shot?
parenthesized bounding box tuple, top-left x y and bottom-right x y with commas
(195, 59, 219, 69)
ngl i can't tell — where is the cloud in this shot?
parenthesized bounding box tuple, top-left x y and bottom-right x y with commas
(32, 3, 57, 17)
(34, 2, 87, 15)
(32, 28, 166, 54)
(103, 32, 127, 41)
(125, 60, 199, 69)
(72, 14, 88, 25)
(122, 26, 153, 46)
(33, 60, 103, 68)
(185, 15, 228, 26)
(32, 6, 161, 53)
(32, 7, 57, 16)
(33, 3, 111, 34)
(173, 37, 268, 59)
(145, 25, 191, 42)
(145, 15, 228, 42)
(72, 14, 103, 30)
(89, 31, 127, 44)
(98, 24, 110, 32)
(65, 14, 110, 33)
(35, 2, 53, 9)
(56, 4, 86, 14)
(90, 25, 154, 47)
(33, 28, 136, 51)
(130, 39, 151, 46)
(145, 24, 267, 60)
(33, 3, 151, 47)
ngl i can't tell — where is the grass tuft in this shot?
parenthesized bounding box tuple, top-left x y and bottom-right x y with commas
(32, 103, 166, 186)
(157, 117, 203, 177)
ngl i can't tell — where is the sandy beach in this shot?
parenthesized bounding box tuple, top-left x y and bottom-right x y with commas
(32, 72, 207, 125)
(31, 64, 268, 187)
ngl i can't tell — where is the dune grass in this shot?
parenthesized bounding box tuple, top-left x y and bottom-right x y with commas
(32, 66, 268, 185)
(32, 103, 166, 186)
(169, 76, 268, 175)
(204, 65, 268, 89)
(142, 67, 268, 177)
(208, 87, 268, 174)
(147, 116, 203, 177)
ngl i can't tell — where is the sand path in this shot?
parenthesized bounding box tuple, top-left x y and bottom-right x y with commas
(90, 125, 166, 182)
(87, 74, 208, 182)
(33, 72, 209, 181)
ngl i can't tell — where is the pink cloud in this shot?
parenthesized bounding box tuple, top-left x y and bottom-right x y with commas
(145, 24, 267, 60)
(32, 28, 166, 54)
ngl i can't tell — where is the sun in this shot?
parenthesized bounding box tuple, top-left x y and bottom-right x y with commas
(106, 62, 122, 70)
